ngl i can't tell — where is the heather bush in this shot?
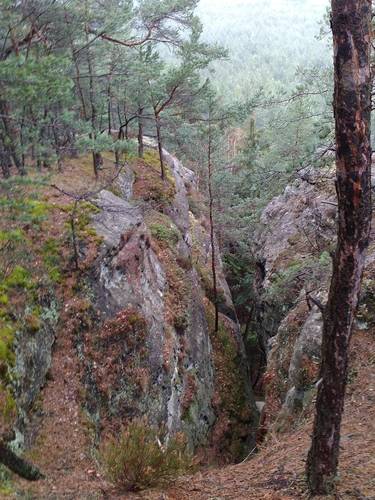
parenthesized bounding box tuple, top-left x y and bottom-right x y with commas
(101, 419, 193, 491)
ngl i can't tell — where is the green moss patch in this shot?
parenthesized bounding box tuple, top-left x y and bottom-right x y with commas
(204, 299, 256, 461)
(150, 223, 180, 247)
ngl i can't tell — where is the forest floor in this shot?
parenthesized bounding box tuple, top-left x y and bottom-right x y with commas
(11, 328, 375, 499)
(14, 299, 105, 499)
(134, 328, 375, 500)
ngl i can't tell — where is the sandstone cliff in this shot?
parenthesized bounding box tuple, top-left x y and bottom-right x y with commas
(83, 142, 258, 458)
(253, 167, 375, 433)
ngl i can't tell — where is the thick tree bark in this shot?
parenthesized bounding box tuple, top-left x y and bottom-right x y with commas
(306, 0, 372, 494)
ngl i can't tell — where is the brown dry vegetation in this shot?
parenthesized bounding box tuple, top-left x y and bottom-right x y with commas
(9, 328, 375, 498)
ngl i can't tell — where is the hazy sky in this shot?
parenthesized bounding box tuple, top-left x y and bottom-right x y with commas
(199, 0, 329, 8)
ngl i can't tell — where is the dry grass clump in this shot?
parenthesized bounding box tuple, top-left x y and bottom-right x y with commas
(101, 419, 193, 491)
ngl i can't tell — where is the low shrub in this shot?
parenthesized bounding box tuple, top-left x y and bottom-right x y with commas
(150, 222, 180, 246)
(101, 419, 192, 491)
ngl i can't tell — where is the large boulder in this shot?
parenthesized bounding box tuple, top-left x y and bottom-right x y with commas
(84, 144, 258, 461)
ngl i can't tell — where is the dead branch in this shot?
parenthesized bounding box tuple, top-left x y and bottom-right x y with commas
(0, 434, 44, 481)
(306, 291, 325, 313)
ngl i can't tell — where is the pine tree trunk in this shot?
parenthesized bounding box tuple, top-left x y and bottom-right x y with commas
(115, 149, 120, 168)
(0, 98, 25, 176)
(0, 139, 11, 178)
(306, 0, 372, 494)
(138, 106, 144, 158)
(85, 28, 101, 178)
(155, 115, 165, 180)
(107, 80, 112, 134)
(51, 116, 62, 172)
(207, 118, 219, 333)
(92, 151, 103, 177)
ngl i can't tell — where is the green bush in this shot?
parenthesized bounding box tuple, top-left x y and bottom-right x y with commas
(101, 419, 192, 491)
(150, 222, 180, 246)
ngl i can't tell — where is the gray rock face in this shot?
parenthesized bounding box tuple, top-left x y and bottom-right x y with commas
(280, 305, 323, 418)
(288, 306, 323, 387)
(92, 190, 142, 248)
(13, 298, 58, 448)
(247, 173, 336, 365)
(258, 168, 375, 431)
(255, 173, 335, 430)
(116, 170, 135, 201)
(258, 173, 337, 287)
(86, 143, 258, 457)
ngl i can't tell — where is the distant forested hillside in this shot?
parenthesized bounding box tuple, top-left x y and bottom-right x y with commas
(198, 0, 330, 97)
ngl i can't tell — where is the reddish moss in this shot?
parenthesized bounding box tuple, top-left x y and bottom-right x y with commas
(181, 373, 198, 419)
(132, 159, 175, 211)
(91, 308, 148, 396)
(259, 300, 309, 437)
(148, 222, 190, 337)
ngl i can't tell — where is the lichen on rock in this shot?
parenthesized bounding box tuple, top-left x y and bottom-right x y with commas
(257, 168, 375, 436)
(84, 144, 258, 460)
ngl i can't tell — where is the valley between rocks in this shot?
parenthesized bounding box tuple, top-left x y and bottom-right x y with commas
(3, 150, 375, 500)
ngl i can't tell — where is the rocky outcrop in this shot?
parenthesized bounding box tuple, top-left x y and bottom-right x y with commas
(84, 143, 258, 460)
(254, 170, 334, 431)
(12, 295, 58, 449)
(256, 167, 375, 434)
(250, 169, 336, 350)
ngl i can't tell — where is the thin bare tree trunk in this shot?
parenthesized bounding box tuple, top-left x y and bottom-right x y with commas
(51, 115, 62, 172)
(86, 28, 102, 178)
(138, 106, 144, 158)
(107, 77, 112, 134)
(155, 114, 165, 179)
(306, 0, 372, 494)
(117, 104, 123, 137)
(208, 118, 219, 333)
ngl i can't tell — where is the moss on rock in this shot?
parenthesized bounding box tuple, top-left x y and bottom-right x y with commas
(204, 299, 256, 461)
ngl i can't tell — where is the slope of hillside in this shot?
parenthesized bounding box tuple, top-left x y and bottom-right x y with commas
(129, 167, 375, 500)
(198, 0, 330, 97)
(1, 146, 258, 498)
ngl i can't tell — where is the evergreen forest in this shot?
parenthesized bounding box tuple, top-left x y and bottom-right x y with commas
(0, 0, 374, 498)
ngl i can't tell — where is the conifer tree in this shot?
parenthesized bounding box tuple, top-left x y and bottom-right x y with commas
(306, 0, 372, 494)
